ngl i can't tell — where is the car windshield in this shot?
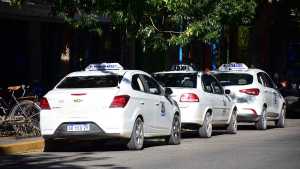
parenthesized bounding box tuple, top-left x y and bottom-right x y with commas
(56, 75, 122, 88)
(153, 73, 197, 88)
(214, 73, 253, 86)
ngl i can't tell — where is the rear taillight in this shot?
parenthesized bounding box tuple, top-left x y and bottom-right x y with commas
(239, 88, 260, 96)
(40, 97, 50, 110)
(180, 93, 199, 102)
(110, 95, 130, 108)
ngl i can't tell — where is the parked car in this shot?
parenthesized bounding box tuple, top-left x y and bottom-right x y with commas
(278, 79, 300, 116)
(212, 63, 286, 130)
(153, 64, 238, 138)
(40, 63, 181, 150)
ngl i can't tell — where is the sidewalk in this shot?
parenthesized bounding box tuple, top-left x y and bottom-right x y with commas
(0, 136, 44, 154)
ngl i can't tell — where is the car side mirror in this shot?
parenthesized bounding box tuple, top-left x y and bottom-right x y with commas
(165, 87, 173, 96)
(225, 89, 231, 95)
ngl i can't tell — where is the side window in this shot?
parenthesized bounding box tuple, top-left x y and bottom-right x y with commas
(131, 74, 145, 92)
(263, 73, 275, 89)
(210, 76, 224, 95)
(201, 74, 213, 93)
(257, 73, 264, 85)
(141, 75, 162, 95)
(258, 72, 270, 87)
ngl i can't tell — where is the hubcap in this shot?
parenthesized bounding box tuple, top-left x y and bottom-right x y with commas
(173, 117, 180, 139)
(206, 114, 212, 134)
(281, 107, 286, 125)
(233, 114, 237, 131)
(135, 120, 144, 145)
(262, 110, 267, 128)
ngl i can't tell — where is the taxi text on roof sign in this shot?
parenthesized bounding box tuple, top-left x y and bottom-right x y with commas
(85, 63, 124, 71)
(171, 64, 195, 71)
(218, 63, 248, 71)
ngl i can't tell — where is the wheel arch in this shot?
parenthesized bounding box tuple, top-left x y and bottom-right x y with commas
(201, 107, 213, 123)
(137, 114, 144, 122)
(174, 111, 180, 117)
(227, 105, 238, 124)
(263, 103, 267, 109)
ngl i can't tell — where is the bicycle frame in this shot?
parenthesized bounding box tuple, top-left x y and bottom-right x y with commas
(0, 86, 28, 122)
(1, 85, 41, 136)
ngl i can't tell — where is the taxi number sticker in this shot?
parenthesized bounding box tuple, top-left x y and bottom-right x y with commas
(161, 102, 166, 116)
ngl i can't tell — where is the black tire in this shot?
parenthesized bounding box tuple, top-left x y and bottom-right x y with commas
(275, 105, 286, 128)
(9, 100, 41, 137)
(127, 117, 144, 150)
(199, 112, 212, 138)
(255, 108, 267, 130)
(227, 110, 237, 134)
(165, 114, 181, 145)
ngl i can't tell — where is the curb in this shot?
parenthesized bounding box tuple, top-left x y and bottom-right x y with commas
(0, 138, 44, 155)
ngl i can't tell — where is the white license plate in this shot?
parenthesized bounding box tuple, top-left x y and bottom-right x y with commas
(67, 124, 90, 132)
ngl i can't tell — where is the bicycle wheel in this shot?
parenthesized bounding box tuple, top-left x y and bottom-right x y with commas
(9, 100, 41, 137)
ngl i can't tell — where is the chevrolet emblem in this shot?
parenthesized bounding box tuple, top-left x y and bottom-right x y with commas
(73, 99, 83, 103)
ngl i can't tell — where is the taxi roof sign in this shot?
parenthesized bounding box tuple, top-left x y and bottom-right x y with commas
(171, 64, 195, 71)
(85, 63, 124, 71)
(218, 63, 248, 71)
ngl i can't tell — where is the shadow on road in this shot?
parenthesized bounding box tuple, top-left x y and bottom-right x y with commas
(237, 124, 276, 130)
(0, 152, 130, 169)
(43, 138, 170, 153)
(181, 130, 228, 139)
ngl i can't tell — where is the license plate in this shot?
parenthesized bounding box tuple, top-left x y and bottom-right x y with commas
(67, 124, 90, 132)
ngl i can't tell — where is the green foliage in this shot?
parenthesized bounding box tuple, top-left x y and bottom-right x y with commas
(11, 0, 257, 50)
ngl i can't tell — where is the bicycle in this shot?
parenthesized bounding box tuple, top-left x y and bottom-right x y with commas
(0, 85, 41, 137)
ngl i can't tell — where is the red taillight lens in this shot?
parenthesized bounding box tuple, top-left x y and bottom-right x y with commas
(180, 93, 199, 102)
(239, 88, 260, 96)
(40, 97, 50, 110)
(110, 95, 130, 108)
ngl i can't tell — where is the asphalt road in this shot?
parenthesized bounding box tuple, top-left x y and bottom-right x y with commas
(1, 118, 300, 169)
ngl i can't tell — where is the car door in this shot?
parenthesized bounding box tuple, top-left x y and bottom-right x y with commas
(140, 75, 171, 133)
(201, 74, 223, 122)
(210, 75, 230, 122)
(262, 73, 281, 115)
(257, 72, 272, 110)
(131, 74, 156, 134)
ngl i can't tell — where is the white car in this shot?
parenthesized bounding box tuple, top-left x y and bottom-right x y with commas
(40, 63, 181, 150)
(213, 63, 286, 130)
(153, 64, 238, 138)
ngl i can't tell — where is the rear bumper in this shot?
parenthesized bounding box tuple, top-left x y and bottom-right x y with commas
(40, 109, 133, 139)
(42, 122, 123, 140)
(237, 114, 259, 122)
(236, 104, 261, 122)
(181, 123, 201, 130)
(179, 103, 205, 128)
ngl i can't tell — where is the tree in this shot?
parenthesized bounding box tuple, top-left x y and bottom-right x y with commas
(13, 0, 257, 51)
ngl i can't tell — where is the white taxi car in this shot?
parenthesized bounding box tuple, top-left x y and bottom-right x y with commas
(213, 63, 286, 130)
(40, 63, 181, 150)
(153, 64, 238, 138)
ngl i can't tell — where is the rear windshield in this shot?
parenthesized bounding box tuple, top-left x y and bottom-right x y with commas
(56, 75, 122, 88)
(214, 73, 253, 86)
(153, 73, 197, 88)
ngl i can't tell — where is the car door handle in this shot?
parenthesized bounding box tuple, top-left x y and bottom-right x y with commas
(139, 102, 144, 105)
(155, 103, 160, 106)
